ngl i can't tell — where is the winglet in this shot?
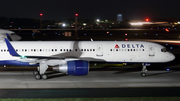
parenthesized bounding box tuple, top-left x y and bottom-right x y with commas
(6, 34, 13, 41)
(4, 38, 20, 56)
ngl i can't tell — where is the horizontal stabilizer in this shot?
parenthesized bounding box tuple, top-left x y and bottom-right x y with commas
(6, 34, 13, 41)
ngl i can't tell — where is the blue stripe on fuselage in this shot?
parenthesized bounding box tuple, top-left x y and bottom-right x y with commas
(0, 60, 38, 66)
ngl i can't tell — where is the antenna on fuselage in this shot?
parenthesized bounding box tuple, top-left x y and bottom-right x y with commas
(90, 38, 93, 41)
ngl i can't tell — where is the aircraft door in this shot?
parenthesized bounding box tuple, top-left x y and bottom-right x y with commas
(97, 45, 103, 56)
(149, 45, 155, 56)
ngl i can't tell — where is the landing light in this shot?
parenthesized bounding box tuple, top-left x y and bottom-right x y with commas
(167, 69, 170, 71)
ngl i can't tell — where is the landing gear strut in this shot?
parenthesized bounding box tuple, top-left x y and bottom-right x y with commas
(141, 63, 150, 77)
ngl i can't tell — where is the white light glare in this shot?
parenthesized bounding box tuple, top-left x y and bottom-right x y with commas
(62, 23, 66, 27)
(130, 23, 143, 25)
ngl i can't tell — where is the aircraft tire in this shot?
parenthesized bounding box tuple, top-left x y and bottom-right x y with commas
(141, 72, 146, 77)
(35, 74, 41, 80)
(33, 70, 39, 75)
(42, 74, 48, 80)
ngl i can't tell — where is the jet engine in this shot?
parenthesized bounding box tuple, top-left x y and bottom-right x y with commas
(53, 60, 89, 76)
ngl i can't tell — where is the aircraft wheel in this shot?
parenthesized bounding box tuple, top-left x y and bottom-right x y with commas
(141, 72, 146, 77)
(42, 74, 48, 80)
(33, 70, 39, 75)
(35, 74, 41, 80)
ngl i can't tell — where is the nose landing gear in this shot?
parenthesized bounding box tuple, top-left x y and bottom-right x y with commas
(141, 63, 150, 77)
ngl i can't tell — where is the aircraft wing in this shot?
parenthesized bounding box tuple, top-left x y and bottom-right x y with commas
(4, 38, 65, 60)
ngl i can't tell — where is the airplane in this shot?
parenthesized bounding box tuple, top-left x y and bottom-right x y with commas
(0, 38, 175, 80)
(0, 29, 21, 41)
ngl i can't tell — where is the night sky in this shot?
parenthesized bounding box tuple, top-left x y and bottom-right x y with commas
(0, 0, 180, 20)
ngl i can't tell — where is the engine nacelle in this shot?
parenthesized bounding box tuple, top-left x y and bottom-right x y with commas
(53, 60, 89, 76)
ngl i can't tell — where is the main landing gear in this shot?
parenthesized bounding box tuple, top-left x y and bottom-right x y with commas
(141, 63, 150, 77)
(33, 70, 48, 80)
(33, 61, 49, 80)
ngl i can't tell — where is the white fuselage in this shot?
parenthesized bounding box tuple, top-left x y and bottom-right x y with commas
(0, 41, 175, 66)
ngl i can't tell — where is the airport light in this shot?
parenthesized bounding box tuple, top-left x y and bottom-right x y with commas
(62, 23, 66, 27)
(40, 13, 43, 29)
(40, 13, 43, 16)
(75, 13, 78, 37)
(97, 19, 100, 22)
(145, 18, 149, 22)
(130, 23, 143, 25)
(75, 13, 78, 17)
(165, 28, 169, 32)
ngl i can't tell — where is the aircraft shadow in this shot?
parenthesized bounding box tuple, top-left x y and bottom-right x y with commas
(146, 70, 178, 77)
(45, 71, 67, 79)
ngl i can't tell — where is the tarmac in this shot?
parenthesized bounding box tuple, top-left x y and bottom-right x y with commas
(0, 69, 180, 89)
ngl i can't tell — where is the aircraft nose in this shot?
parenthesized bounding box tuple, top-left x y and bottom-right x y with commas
(169, 53, 175, 61)
(171, 54, 175, 61)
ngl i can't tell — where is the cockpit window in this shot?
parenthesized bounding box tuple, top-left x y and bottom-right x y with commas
(161, 48, 167, 52)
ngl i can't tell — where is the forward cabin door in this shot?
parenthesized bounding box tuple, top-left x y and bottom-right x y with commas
(149, 45, 155, 56)
(97, 44, 103, 56)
